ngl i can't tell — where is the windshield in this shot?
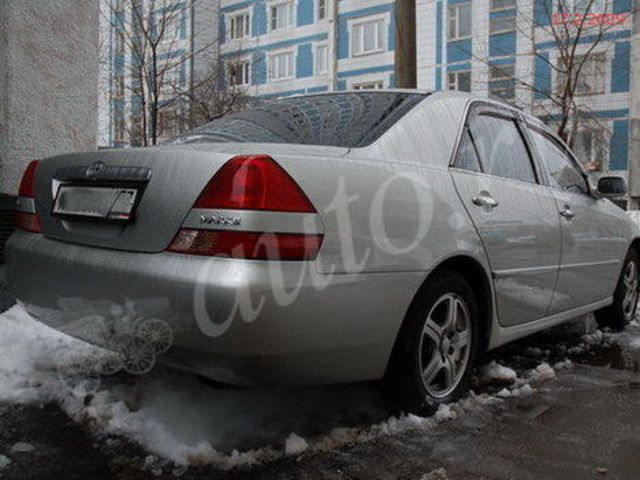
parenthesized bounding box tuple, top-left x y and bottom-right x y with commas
(176, 92, 427, 148)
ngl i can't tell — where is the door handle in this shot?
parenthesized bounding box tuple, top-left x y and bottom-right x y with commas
(472, 192, 499, 208)
(559, 205, 575, 219)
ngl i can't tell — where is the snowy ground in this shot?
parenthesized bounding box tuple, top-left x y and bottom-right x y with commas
(1, 298, 640, 478)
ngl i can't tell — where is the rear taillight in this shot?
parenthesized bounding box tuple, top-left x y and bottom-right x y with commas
(168, 155, 323, 260)
(193, 155, 315, 212)
(16, 160, 42, 233)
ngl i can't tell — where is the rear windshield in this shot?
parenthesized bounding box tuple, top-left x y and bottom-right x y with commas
(176, 92, 426, 148)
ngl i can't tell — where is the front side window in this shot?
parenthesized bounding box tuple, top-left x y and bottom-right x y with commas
(270, 1, 294, 31)
(268, 51, 293, 80)
(469, 113, 536, 183)
(229, 12, 250, 39)
(352, 19, 385, 56)
(447, 70, 471, 92)
(573, 127, 606, 168)
(530, 129, 588, 193)
(448, 3, 472, 41)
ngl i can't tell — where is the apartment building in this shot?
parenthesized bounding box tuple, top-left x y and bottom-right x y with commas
(218, 0, 397, 96)
(416, 0, 638, 205)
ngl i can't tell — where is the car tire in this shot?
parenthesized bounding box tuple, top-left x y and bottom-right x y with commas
(385, 270, 480, 416)
(595, 249, 639, 331)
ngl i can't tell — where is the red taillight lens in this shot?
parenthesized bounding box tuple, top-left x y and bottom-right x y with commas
(194, 155, 316, 212)
(167, 230, 323, 260)
(16, 160, 42, 233)
(16, 212, 41, 233)
(18, 160, 40, 198)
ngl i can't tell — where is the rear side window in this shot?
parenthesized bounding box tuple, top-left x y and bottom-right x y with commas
(454, 131, 482, 172)
(469, 114, 536, 183)
(529, 129, 588, 194)
(175, 92, 426, 148)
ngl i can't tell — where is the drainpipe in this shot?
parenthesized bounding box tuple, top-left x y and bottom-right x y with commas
(327, 0, 338, 91)
(394, 0, 416, 88)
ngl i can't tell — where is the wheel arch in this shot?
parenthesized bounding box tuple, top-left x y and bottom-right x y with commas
(385, 254, 494, 376)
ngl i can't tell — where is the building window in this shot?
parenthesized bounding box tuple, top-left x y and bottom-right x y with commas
(317, 0, 326, 20)
(352, 19, 385, 56)
(114, 76, 125, 97)
(268, 50, 293, 80)
(228, 61, 251, 86)
(315, 44, 328, 74)
(353, 80, 384, 90)
(490, 0, 516, 11)
(573, 127, 607, 169)
(570, 0, 607, 13)
(448, 3, 471, 41)
(447, 70, 471, 92)
(114, 118, 126, 142)
(270, 1, 294, 31)
(557, 52, 606, 96)
(490, 13, 516, 34)
(489, 63, 516, 101)
(229, 12, 250, 39)
(115, 32, 125, 54)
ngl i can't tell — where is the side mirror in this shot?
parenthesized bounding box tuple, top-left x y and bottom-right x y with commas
(597, 176, 627, 197)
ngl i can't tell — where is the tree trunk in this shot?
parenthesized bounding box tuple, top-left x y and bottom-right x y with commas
(394, 0, 416, 88)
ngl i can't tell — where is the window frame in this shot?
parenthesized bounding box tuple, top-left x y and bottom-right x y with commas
(450, 102, 543, 186)
(352, 80, 385, 90)
(268, 0, 295, 32)
(228, 10, 251, 40)
(490, 0, 517, 12)
(489, 13, 516, 35)
(315, 43, 328, 75)
(447, 2, 472, 41)
(227, 59, 251, 87)
(447, 69, 472, 92)
(267, 48, 294, 82)
(351, 16, 386, 57)
(317, 0, 327, 21)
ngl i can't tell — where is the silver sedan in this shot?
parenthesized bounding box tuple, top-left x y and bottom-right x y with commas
(6, 91, 639, 414)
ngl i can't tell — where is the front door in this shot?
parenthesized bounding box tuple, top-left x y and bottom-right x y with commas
(450, 107, 561, 326)
(527, 127, 627, 313)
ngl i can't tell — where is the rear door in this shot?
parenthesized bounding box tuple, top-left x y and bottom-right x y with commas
(527, 127, 627, 313)
(450, 104, 561, 326)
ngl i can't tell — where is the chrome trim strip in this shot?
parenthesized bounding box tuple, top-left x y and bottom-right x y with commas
(182, 208, 325, 234)
(561, 259, 620, 269)
(16, 197, 35, 214)
(493, 259, 620, 278)
(493, 265, 559, 277)
(489, 297, 612, 349)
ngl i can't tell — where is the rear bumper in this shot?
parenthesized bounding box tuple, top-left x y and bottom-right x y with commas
(5, 232, 424, 386)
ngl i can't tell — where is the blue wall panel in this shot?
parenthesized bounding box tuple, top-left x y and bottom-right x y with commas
(489, 32, 516, 57)
(296, 43, 313, 78)
(534, 52, 551, 99)
(297, 0, 314, 26)
(610, 119, 629, 170)
(253, 2, 267, 36)
(252, 51, 266, 85)
(338, 17, 349, 59)
(611, 41, 630, 93)
(447, 39, 472, 63)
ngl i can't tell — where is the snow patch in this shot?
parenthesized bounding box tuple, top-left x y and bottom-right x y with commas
(480, 361, 517, 383)
(0, 454, 11, 471)
(284, 433, 309, 456)
(526, 362, 556, 383)
(10, 442, 34, 453)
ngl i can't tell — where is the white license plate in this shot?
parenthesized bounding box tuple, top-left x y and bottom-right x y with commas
(53, 186, 139, 221)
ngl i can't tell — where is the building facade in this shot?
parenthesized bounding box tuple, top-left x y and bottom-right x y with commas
(416, 0, 637, 204)
(218, 0, 397, 96)
(99, 0, 217, 148)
